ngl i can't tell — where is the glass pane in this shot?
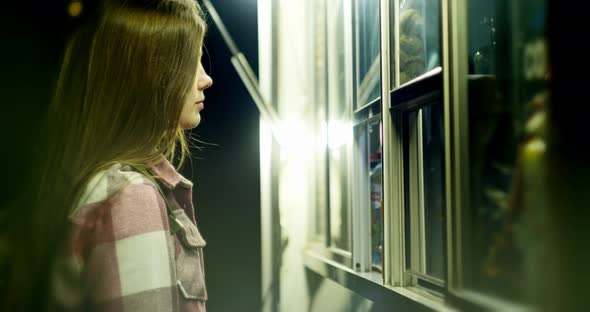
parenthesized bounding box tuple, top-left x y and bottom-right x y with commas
(368, 118, 383, 270)
(389, 0, 396, 90)
(421, 104, 445, 279)
(328, 0, 347, 113)
(463, 0, 549, 302)
(328, 0, 352, 251)
(404, 103, 445, 284)
(357, 0, 381, 107)
(398, 0, 441, 85)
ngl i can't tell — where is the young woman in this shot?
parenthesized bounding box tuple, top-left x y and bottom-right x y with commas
(2, 0, 213, 311)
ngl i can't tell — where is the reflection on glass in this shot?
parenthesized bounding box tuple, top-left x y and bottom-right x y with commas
(421, 104, 445, 278)
(357, 0, 381, 106)
(354, 115, 383, 271)
(368, 118, 383, 270)
(472, 17, 496, 74)
(464, 0, 549, 302)
(328, 0, 352, 252)
(328, 0, 347, 113)
(398, 0, 441, 85)
(404, 103, 445, 284)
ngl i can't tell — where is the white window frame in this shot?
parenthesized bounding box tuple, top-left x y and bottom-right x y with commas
(304, 0, 541, 310)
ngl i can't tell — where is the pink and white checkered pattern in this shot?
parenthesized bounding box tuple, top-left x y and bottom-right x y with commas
(52, 160, 206, 312)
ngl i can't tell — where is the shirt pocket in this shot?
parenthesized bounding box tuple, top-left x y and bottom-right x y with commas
(171, 209, 207, 301)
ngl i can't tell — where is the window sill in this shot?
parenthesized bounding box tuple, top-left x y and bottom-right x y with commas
(451, 289, 536, 312)
(303, 249, 457, 312)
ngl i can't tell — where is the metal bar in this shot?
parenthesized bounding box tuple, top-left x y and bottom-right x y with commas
(201, 0, 240, 55)
(202, 0, 280, 125)
(230, 54, 280, 123)
(380, 0, 394, 286)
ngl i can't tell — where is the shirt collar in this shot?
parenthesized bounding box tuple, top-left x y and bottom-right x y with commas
(148, 158, 193, 189)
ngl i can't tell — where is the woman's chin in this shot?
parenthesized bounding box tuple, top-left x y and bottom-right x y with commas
(181, 115, 201, 130)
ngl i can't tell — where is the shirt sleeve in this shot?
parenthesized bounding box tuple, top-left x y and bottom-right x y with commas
(74, 183, 177, 311)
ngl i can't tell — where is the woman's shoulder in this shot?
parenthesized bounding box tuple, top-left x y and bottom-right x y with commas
(71, 163, 160, 217)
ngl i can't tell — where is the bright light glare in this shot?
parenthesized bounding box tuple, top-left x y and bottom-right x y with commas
(320, 120, 352, 150)
(273, 118, 307, 153)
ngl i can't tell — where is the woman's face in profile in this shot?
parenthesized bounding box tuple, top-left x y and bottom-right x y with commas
(180, 62, 213, 129)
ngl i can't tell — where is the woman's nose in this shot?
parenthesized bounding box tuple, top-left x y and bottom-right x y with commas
(198, 65, 213, 91)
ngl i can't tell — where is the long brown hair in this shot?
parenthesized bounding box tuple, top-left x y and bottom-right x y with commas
(1, 0, 207, 309)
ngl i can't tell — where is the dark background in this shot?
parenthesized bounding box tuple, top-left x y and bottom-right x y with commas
(186, 1, 261, 311)
(0, 1, 261, 311)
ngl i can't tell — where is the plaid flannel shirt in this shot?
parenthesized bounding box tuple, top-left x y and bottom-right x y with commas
(52, 160, 207, 311)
